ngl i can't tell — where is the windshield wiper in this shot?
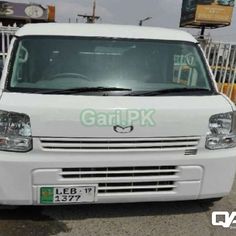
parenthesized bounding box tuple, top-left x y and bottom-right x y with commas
(34, 87, 132, 94)
(127, 87, 214, 96)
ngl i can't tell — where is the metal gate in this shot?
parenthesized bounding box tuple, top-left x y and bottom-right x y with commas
(203, 39, 236, 103)
(0, 25, 18, 64)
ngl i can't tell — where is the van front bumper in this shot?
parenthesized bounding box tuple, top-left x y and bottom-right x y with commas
(0, 147, 235, 205)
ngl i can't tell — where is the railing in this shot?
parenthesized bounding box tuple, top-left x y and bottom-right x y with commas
(202, 39, 236, 103)
(0, 25, 18, 64)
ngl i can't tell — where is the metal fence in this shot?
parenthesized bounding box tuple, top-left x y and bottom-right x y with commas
(0, 25, 18, 64)
(202, 39, 236, 103)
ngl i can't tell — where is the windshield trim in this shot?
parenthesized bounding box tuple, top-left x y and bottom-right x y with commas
(5, 36, 217, 95)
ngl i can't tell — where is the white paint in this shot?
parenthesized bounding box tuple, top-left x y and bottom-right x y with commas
(0, 24, 235, 205)
(15, 23, 198, 43)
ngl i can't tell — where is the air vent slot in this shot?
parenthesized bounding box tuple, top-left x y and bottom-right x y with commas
(40, 137, 200, 152)
(185, 149, 198, 155)
(98, 181, 175, 193)
(61, 166, 179, 179)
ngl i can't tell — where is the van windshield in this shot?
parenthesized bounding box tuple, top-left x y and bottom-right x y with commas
(7, 36, 214, 95)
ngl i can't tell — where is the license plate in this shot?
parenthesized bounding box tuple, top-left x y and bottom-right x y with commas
(39, 186, 96, 204)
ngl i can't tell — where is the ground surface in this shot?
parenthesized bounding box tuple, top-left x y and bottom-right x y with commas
(0, 179, 235, 236)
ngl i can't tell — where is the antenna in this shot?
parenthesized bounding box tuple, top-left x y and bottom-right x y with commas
(139, 17, 152, 26)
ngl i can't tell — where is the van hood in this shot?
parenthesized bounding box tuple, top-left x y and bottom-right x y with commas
(0, 93, 232, 138)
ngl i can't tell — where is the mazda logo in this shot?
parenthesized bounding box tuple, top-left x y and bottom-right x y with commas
(113, 125, 134, 134)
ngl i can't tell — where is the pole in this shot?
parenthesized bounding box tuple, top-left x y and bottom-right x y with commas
(92, 0, 96, 23)
(200, 25, 206, 39)
(78, 0, 100, 23)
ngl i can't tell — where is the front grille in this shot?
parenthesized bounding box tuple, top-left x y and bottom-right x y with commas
(60, 166, 178, 194)
(98, 181, 175, 193)
(61, 166, 178, 179)
(40, 136, 200, 152)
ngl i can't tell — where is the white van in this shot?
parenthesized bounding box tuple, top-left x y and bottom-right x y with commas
(0, 23, 235, 205)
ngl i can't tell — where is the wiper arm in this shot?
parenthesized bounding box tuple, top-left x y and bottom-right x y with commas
(128, 88, 213, 96)
(35, 87, 132, 94)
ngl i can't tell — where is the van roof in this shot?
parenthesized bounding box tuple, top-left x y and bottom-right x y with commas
(16, 23, 198, 43)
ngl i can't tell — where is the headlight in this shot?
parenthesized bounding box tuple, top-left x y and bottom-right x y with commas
(0, 110, 32, 152)
(206, 112, 236, 150)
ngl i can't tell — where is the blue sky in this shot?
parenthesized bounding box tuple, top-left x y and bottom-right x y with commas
(7, 0, 236, 42)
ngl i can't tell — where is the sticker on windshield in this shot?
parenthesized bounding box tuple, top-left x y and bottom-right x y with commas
(174, 54, 195, 66)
